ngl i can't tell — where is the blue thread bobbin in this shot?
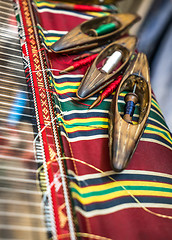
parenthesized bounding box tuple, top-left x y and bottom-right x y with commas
(123, 84, 138, 124)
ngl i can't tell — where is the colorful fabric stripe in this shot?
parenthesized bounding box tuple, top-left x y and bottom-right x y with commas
(33, 0, 108, 49)
(33, 1, 172, 239)
(34, 0, 107, 17)
(52, 74, 172, 149)
(68, 170, 172, 217)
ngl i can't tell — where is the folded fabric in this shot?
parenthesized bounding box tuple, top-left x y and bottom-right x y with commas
(20, 1, 172, 239)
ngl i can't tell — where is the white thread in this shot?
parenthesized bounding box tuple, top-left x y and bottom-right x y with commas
(32, 68, 62, 73)
(101, 50, 122, 74)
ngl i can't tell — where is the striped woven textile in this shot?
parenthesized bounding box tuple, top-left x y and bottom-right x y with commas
(33, 1, 172, 239)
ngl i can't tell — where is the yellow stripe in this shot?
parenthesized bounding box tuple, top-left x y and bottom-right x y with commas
(151, 98, 162, 114)
(144, 130, 171, 144)
(38, 30, 60, 45)
(46, 42, 55, 46)
(72, 190, 172, 205)
(54, 81, 80, 88)
(148, 117, 169, 131)
(60, 117, 109, 125)
(44, 36, 60, 41)
(60, 123, 108, 133)
(85, 12, 108, 17)
(36, 1, 57, 8)
(70, 180, 172, 195)
(119, 92, 125, 97)
(35, 1, 107, 17)
(146, 123, 172, 140)
(54, 88, 77, 94)
(145, 125, 172, 144)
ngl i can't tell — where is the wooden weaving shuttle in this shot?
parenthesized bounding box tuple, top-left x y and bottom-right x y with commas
(76, 35, 137, 99)
(50, 13, 140, 54)
(109, 52, 152, 172)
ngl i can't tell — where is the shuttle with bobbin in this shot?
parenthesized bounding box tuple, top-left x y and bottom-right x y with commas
(50, 13, 140, 54)
(109, 53, 152, 172)
(76, 36, 137, 99)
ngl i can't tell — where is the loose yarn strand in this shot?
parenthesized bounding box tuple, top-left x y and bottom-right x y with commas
(57, 232, 112, 240)
(53, 156, 172, 220)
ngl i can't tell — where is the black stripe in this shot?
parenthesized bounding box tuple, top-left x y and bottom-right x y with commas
(142, 133, 172, 148)
(69, 173, 172, 188)
(73, 195, 172, 212)
(59, 124, 108, 138)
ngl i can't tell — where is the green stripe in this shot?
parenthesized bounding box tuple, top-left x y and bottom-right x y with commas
(71, 185, 172, 198)
(56, 98, 110, 112)
(149, 110, 167, 128)
(54, 84, 78, 91)
(146, 125, 172, 142)
(152, 98, 162, 112)
(59, 119, 108, 128)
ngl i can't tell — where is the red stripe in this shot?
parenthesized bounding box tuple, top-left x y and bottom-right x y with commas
(19, 0, 69, 236)
(74, 5, 103, 12)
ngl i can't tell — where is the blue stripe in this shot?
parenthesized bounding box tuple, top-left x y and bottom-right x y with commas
(73, 196, 172, 212)
(53, 76, 82, 83)
(69, 173, 172, 188)
(36, 5, 94, 18)
(142, 133, 172, 147)
(62, 112, 109, 120)
(59, 124, 107, 138)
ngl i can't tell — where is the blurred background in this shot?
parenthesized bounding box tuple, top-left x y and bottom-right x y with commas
(117, 0, 172, 131)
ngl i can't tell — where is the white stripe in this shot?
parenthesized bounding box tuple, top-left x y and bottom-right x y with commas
(141, 138, 172, 151)
(0, 164, 37, 173)
(0, 21, 18, 29)
(0, 86, 28, 93)
(0, 9, 13, 17)
(0, 176, 39, 184)
(0, 57, 23, 66)
(0, 38, 20, 46)
(0, 71, 25, 79)
(0, 64, 23, 72)
(0, 211, 44, 219)
(0, 154, 34, 162)
(0, 136, 33, 143)
(60, 109, 109, 116)
(0, 31, 18, 39)
(0, 1, 13, 8)
(0, 101, 32, 109)
(0, 27, 19, 35)
(68, 169, 172, 181)
(61, 131, 108, 142)
(0, 199, 42, 207)
(0, 110, 32, 118)
(0, 96, 29, 103)
(35, 6, 92, 20)
(0, 5, 14, 12)
(0, 187, 41, 195)
(0, 51, 22, 58)
(151, 107, 165, 121)
(75, 203, 172, 218)
(0, 15, 16, 23)
(57, 96, 111, 103)
(0, 224, 46, 232)
(0, 117, 33, 126)
(1, 43, 21, 51)
(53, 74, 83, 79)
(42, 28, 68, 35)
(0, 78, 27, 86)
(148, 116, 169, 131)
